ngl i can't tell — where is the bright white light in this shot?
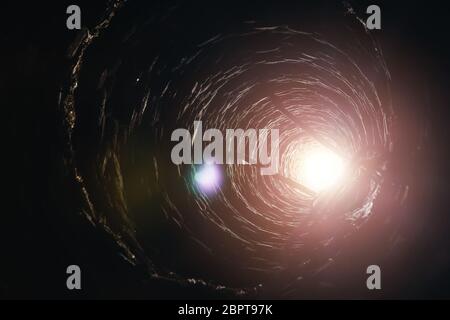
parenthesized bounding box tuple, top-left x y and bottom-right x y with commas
(290, 143, 346, 193)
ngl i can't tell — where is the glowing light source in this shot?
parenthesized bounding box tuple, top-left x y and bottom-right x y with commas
(289, 143, 346, 193)
(194, 164, 222, 194)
